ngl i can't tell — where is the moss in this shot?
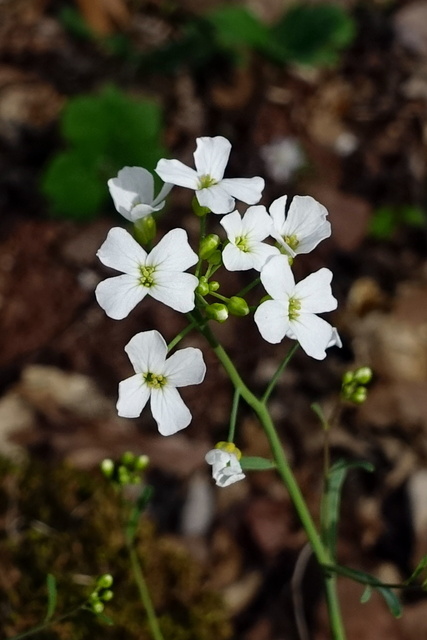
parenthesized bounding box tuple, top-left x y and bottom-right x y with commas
(0, 458, 231, 640)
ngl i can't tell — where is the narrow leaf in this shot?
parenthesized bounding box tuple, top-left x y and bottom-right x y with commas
(96, 612, 114, 625)
(406, 553, 427, 584)
(44, 574, 57, 622)
(376, 586, 402, 618)
(360, 585, 372, 603)
(240, 456, 276, 471)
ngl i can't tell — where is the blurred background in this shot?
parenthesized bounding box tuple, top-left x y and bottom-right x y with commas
(1, 0, 427, 638)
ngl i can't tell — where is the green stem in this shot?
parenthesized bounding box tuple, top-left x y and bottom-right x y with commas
(8, 606, 82, 640)
(227, 388, 240, 442)
(261, 343, 299, 404)
(196, 318, 346, 640)
(127, 541, 165, 640)
(237, 276, 260, 297)
(167, 319, 198, 352)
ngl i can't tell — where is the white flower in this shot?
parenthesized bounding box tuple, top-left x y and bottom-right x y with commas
(95, 227, 198, 319)
(205, 449, 245, 488)
(220, 206, 280, 271)
(108, 167, 172, 222)
(155, 136, 264, 214)
(269, 195, 331, 257)
(117, 330, 206, 435)
(254, 255, 337, 360)
(260, 136, 305, 183)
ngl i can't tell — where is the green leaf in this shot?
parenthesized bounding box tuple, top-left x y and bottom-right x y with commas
(95, 612, 114, 626)
(207, 6, 271, 50)
(406, 554, 427, 585)
(240, 456, 276, 471)
(44, 574, 57, 622)
(376, 586, 402, 618)
(321, 459, 374, 558)
(126, 485, 154, 543)
(271, 3, 356, 66)
(360, 585, 372, 603)
(369, 207, 397, 239)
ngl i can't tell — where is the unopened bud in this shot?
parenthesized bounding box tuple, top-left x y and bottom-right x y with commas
(353, 367, 373, 385)
(342, 371, 354, 386)
(121, 451, 135, 467)
(209, 281, 220, 292)
(92, 601, 104, 614)
(199, 234, 220, 260)
(100, 589, 114, 602)
(206, 303, 228, 323)
(192, 196, 210, 217)
(133, 215, 156, 246)
(351, 387, 368, 404)
(207, 250, 222, 266)
(227, 296, 249, 317)
(97, 574, 114, 589)
(196, 277, 209, 296)
(134, 455, 149, 471)
(100, 459, 114, 478)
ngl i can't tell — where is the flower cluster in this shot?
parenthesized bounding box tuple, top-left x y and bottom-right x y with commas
(95, 135, 339, 487)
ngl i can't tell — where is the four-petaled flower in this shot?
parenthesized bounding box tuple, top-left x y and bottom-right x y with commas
(254, 255, 337, 360)
(269, 195, 331, 258)
(96, 227, 198, 319)
(117, 330, 206, 435)
(155, 136, 264, 214)
(220, 206, 280, 271)
(205, 447, 245, 488)
(108, 167, 172, 222)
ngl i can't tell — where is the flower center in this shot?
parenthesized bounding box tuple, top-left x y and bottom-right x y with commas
(235, 235, 250, 252)
(198, 174, 218, 189)
(288, 296, 302, 321)
(283, 234, 300, 250)
(143, 372, 167, 389)
(138, 265, 156, 288)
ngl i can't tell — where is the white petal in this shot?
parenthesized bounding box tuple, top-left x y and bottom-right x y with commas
(290, 314, 334, 360)
(215, 466, 245, 487)
(163, 347, 206, 387)
(222, 242, 278, 272)
(152, 181, 173, 207)
(196, 184, 234, 214)
(151, 386, 192, 435)
(124, 330, 168, 374)
(117, 374, 150, 418)
(254, 299, 290, 343)
(285, 196, 331, 253)
(240, 205, 272, 240)
(205, 449, 230, 466)
(155, 158, 199, 189)
(193, 136, 231, 180)
(97, 227, 146, 275)
(248, 243, 280, 271)
(294, 268, 337, 314)
(268, 195, 288, 231)
(220, 210, 242, 241)
(150, 272, 198, 312)
(95, 275, 147, 320)
(260, 254, 295, 301)
(147, 228, 198, 272)
(130, 201, 164, 221)
(220, 177, 265, 204)
(328, 327, 342, 349)
(108, 167, 154, 218)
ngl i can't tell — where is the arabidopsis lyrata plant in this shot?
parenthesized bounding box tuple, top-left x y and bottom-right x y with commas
(156, 136, 264, 214)
(96, 135, 353, 640)
(108, 166, 172, 222)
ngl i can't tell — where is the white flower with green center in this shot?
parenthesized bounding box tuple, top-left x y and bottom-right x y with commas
(95, 227, 198, 319)
(254, 255, 338, 360)
(205, 443, 245, 487)
(269, 195, 331, 257)
(117, 330, 206, 435)
(220, 206, 280, 271)
(108, 167, 172, 222)
(155, 136, 264, 214)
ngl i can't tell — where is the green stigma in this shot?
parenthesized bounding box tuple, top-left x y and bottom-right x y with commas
(288, 296, 302, 321)
(235, 235, 250, 252)
(143, 372, 167, 389)
(283, 234, 300, 251)
(198, 174, 218, 189)
(138, 265, 156, 288)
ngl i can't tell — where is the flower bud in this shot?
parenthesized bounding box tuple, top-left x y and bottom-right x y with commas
(196, 277, 209, 297)
(199, 234, 220, 260)
(192, 196, 210, 217)
(206, 303, 228, 323)
(207, 250, 222, 266)
(121, 451, 135, 467)
(209, 281, 220, 292)
(342, 371, 354, 386)
(100, 589, 114, 602)
(133, 215, 156, 246)
(351, 387, 368, 404)
(100, 459, 114, 478)
(97, 574, 114, 589)
(134, 454, 149, 471)
(92, 601, 104, 614)
(227, 296, 249, 317)
(353, 367, 373, 385)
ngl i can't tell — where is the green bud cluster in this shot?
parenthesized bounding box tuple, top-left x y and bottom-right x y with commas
(199, 234, 220, 260)
(341, 366, 373, 404)
(86, 574, 114, 615)
(101, 452, 149, 486)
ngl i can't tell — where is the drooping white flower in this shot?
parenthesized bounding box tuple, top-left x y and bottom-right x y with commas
(95, 227, 198, 319)
(269, 195, 331, 257)
(205, 448, 245, 488)
(117, 330, 206, 435)
(108, 167, 172, 222)
(220, 206, 280, 271)
(155, 136, 264, 214)
(254, 255, 337, 360)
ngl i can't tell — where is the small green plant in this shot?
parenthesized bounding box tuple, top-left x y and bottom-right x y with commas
(369, 204, 426, 239)
(41, 86, 167, 221)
